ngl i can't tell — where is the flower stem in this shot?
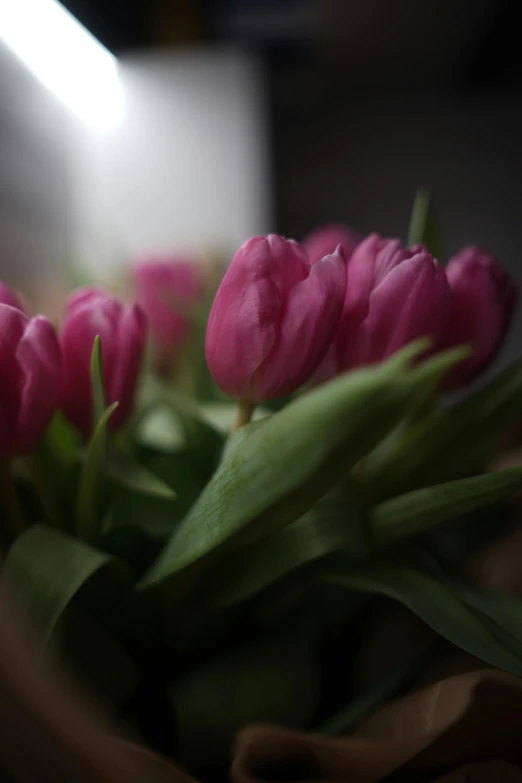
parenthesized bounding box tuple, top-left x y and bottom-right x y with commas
(0, 460, 26, 542)
(232, 399, 255, 432)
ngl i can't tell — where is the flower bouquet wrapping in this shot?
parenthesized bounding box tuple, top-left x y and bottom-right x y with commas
(3, 192, 522, 782)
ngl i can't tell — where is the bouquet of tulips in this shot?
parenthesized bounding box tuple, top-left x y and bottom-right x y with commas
(3, 191, 522, 781)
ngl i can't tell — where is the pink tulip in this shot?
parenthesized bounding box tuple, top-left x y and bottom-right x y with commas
(333, 234, 453, 372)
(0, 281, 31, 315)
(0, 304, 61, 457)
(205, 234, 346, 401)
(433, 246, 516, 388)
(303, 224, 361, 265)
(60, 288, 147, 435)
(133, 258, 203, 374)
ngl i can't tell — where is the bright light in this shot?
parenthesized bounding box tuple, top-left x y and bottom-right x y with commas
(0, 0, 124, 131)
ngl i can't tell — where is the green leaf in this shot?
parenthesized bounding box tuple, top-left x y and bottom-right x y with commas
(407, 186, 445, 262)
(172, 624, 319, 773)
(76, 401, 119, 541)
(140, 346, 426, 594)
(207, 484, 368, 609)
(329, 563, 522, 676)
(372, 467, 522, 546)
(106, 447, 176, 499)
(91, 334, 107, 425)
(364, 356, 522, 500)
(2, 525, 130, 644)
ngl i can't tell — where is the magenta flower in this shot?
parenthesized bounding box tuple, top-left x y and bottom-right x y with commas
(205, 234, 346, 402)
(303, 224, 361, 265)
(133, 257, 203, 374)
(0, 304, 61, 457)
(333, 234, 453, 372)
(0, 281, 31, 315)
(433, 246, 516, 388)
(60, 288, 147, 435)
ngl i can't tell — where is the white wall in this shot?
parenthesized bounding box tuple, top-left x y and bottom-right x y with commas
(69, 49, 272, 277)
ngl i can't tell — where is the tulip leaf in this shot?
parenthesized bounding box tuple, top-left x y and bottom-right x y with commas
(2, 525, 130, 644)
(106, 447, 176, 499)
(407, 185, 445, 262)
(206, 484, 368, 609)
(140, 344, 429, 596)
(172, 623, 319, 773)
(365, 355, 522, 499)
(328, 563, 522, 676)
(91, 334, 107, 426)
(372, 467, 522, 546)
(76, 401, 119, 541)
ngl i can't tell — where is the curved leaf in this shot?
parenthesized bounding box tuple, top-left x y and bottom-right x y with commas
(329, 563, 522, 676)
(2, 525, 130, 643)
(140, 346, 426, 593)
(372, 467, 522, 546)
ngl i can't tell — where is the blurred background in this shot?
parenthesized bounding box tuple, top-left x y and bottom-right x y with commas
(1, 0, 522, 359)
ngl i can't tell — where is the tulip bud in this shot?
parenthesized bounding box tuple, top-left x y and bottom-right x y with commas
(205, 234, 346, 402)
(0, 304, 61, 457)
(333, 234, 452, 372)
(303, 223, 361, 265)
(60, 288, 147, 435)
(433, 246, 516, 389)
(133, 257, 203, 375)
(0, 281, 31, 315)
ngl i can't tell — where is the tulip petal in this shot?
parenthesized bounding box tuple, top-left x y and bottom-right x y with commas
(16, 317, 61, 454)
(254, 248, 346, 398)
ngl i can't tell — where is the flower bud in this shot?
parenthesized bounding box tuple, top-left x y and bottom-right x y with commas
(205, 234, 346, 401)
(334, 234, 452, 372)
(0, 304, 61, 457)
(303, 223, 361, 265)
(433, 246, 516, 388)
(133, 257, 203, 374)
(0, 281, 30, 315)
(60, 288, 147, 435)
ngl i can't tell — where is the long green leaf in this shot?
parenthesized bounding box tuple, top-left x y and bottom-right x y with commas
(2, 525, 129, 643)
(106, 448, 176, 499)
(76, 402, 119, 541)
(208, 484, 368, 609)
(140, 345, 427, 592)
(372, 467, 522, 545)
(91, 335, 107, 425)
(329, 563, 522, 676)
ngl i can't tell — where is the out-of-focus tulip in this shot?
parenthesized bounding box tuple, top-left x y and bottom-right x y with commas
(205, 234, 346, 402)
(60, 288, 147, 435)
(332, 234, 452, 372)
(303, 224, 361, 265)
(0, 281, 30, 315)
(133, 258, 203, 374)
(0, 304, 61, 457)
(433, 246, 516, 389)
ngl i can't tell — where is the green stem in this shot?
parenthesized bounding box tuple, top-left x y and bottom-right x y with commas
(232, 399, 255, 433)
(0, 460, 26, 542)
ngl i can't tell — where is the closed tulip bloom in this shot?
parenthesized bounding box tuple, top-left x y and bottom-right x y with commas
(433, 246, 516, 389)
(303, 223, 361, 265)
(0, 304, 61, 457)
(334, 234, 452, 372)
(60, 288, 147, 435)
(133, 257, 203, 372)
(205, 234, 346, 402)
(0, 281, 30, 315)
